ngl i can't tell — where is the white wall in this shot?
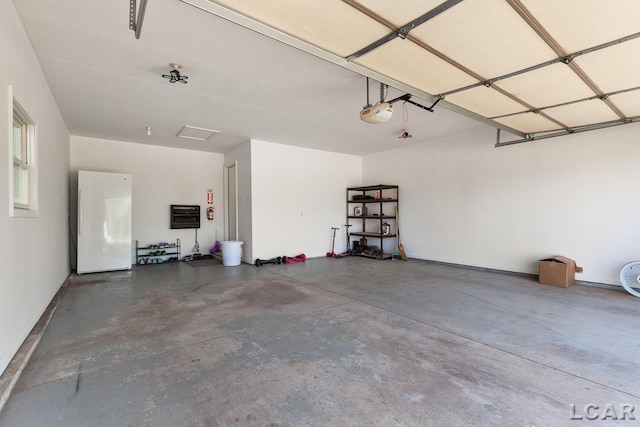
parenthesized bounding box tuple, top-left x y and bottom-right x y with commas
(363, 123, 640, 285)
(70, 136, 225, 264)
(0, 0, 70, 375)
(251, 140, 361, 260)
(224, 141, 253, 262)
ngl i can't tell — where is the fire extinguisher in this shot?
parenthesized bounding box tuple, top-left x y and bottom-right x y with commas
(206, 207, 214, 221)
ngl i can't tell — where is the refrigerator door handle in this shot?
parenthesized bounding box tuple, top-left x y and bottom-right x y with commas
(79, 189, 84, 237)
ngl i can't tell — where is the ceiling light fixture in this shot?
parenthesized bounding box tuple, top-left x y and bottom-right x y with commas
(146, 126, 152, 136)
(162, 63, 188, 84)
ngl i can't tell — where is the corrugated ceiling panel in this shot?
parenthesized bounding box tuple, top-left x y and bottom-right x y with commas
(410, 0, 556, 78)
(495, 63, 594, 107)
(608, 91, 640, 118)
(445, 86, 527, 118)
(354, 38, 478, 95)
(210, 0, 390, 57)
(544, 99, 620, 128)
(495, 113, 559, 134)
(520, 0, 640, 53)
(573, 38, 640, 93)
(355, 0, 446, 27)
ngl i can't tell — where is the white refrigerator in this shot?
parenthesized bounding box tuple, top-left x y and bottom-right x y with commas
(77, 171, 132, 274)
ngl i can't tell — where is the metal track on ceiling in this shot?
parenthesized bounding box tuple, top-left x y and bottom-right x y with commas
(178, 0, 639, 147)
(344, 0, 464, 61)
(338, 0, 567, 136)
(129, 0, 148, 39)
(495, 115, 640, 147)
(441, 32, 640, 98)
(178, 0, 526, 139)
(506, 0, 626, 121)
(339, 0, 639, 144)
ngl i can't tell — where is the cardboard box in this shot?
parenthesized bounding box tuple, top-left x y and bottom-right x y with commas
(538, 256, 583, 287)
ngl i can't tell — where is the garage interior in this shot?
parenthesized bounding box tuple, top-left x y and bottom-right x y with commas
(1, 0, 640, 425)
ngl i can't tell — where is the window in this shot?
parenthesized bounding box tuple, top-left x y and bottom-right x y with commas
(11, 92, 37, 215)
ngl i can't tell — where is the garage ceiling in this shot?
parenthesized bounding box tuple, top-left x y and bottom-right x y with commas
(14, 0, 639, 154)
(181, 0, 640, 146)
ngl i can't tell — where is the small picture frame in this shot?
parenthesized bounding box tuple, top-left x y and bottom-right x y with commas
(354, 206, 362, 216)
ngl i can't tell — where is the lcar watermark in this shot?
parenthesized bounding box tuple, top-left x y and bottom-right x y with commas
(570, 404, 636, 421)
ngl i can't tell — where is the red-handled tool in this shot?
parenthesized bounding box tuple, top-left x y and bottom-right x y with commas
(326, 227, 339, 257)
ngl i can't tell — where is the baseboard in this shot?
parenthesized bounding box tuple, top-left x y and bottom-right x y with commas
(0, 273, 71, 414)
(408, 257, 623, 290)
(574, 280, 623, 291)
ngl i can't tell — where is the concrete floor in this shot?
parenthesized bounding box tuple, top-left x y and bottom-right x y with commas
(1, 257, 639, 426)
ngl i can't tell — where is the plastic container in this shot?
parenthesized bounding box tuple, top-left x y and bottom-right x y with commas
(221, 241, 243, 266)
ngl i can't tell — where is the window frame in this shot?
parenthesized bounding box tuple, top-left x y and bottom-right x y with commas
(9, 86, 38, 217)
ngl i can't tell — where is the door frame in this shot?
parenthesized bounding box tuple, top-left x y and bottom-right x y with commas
(223, 161, 239, 241)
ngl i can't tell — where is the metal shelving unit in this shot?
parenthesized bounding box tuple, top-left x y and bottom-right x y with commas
(346, 184, 398, 260)
(135, 239, 181, 265)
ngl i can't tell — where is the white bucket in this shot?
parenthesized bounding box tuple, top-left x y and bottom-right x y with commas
(221, 241, 243, 266)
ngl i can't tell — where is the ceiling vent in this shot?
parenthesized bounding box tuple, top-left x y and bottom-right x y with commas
(176, 125, 220, 141)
